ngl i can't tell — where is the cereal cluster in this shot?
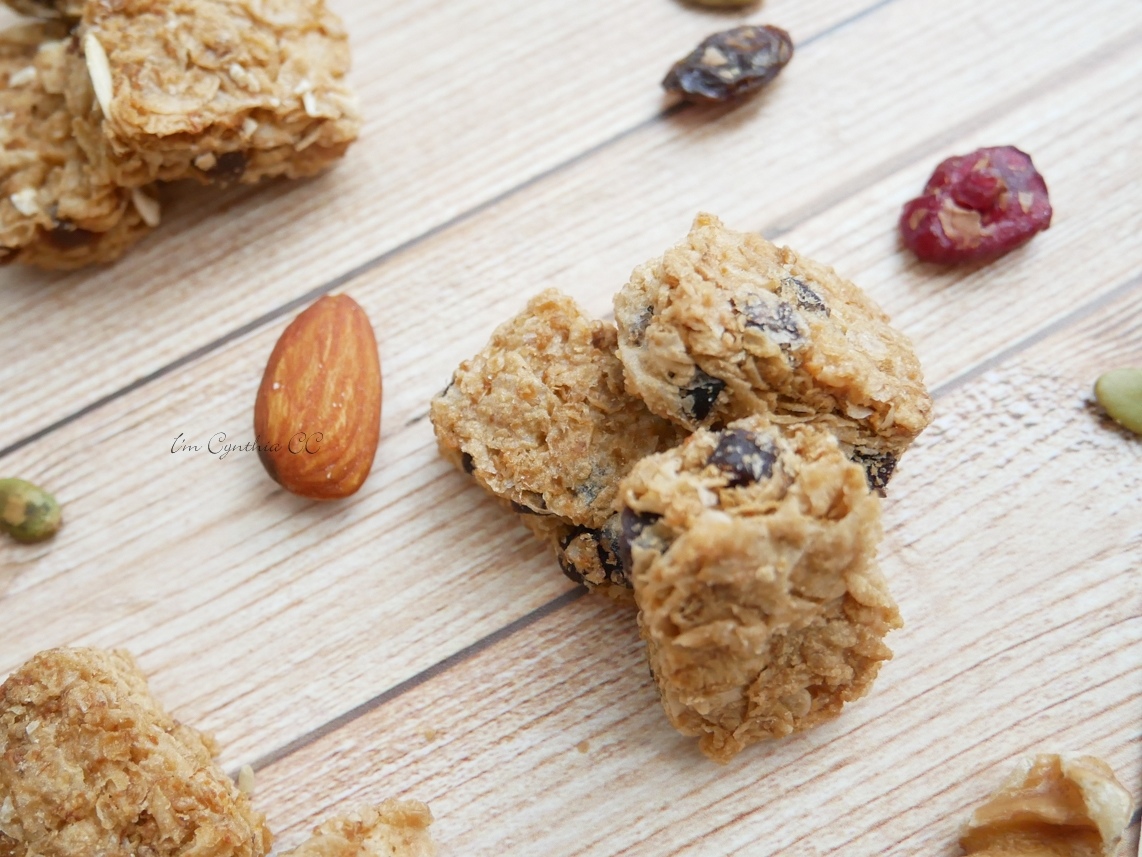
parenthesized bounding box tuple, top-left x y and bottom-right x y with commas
(1, 0, 360, 268)
(431, 214, 933, 760)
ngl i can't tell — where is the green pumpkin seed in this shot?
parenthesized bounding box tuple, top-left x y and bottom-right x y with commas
(1094, 368, 1142, 436)
(0, 478, 62, 543)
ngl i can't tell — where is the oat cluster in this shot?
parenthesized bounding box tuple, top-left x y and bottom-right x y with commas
(622, 418, 900, 762)
(0, 648, 273, 857)
(431, 215, 931, 760)
(0, 648, 436, 857)
(1, 0, 360, 269)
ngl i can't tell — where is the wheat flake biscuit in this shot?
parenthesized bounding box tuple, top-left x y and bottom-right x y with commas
(614, 214, 932, 490)
(620, 416, 901, 762)
(0, 23, 155, 269)
(66, 0, 361, 188)
(430, 289, 686, 594)
(0, 647, 272, 857)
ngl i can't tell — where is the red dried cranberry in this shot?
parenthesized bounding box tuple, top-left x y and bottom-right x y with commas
(900, 146, 1052, 264)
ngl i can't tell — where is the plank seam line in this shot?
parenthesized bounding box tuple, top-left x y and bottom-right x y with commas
(0, 0, 899, 463)
(238, 587, 585, 775)
(931, 268, 1142, 399)
(243, 263, 1142, 773)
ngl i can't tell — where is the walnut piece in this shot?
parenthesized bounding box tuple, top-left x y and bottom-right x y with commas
(961, 754, 1134, 857)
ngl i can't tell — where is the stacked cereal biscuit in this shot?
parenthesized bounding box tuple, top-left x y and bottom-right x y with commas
(431, 214, 933, 761)
(0, 0, 361, 269)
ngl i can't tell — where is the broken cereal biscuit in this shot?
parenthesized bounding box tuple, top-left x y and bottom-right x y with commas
(67, 0, 362, 188)
(283, 801, 436, 857)
(620, 416, 900, 762)
(0, 647, 272, 857)
(961, 754, 1134, 857)
(430, 289, 686, 594)
(614, 214, 932, 491)
(0, 23, 156, 269)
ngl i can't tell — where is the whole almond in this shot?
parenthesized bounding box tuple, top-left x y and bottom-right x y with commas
(254, 295, 382, 499)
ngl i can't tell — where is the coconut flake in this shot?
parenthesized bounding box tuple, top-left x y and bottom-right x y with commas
(9, 188, 39, 217)
(302, 91, 319, 117)
(8, 66, 36, 87)
(236, 764, 255, 796)
(83, 33, 114, 118)
(131, 189, 161, 227)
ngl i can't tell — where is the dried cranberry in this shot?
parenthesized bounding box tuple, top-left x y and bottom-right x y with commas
(900, 146, 1052, 264)
(663, 25, 794, 105)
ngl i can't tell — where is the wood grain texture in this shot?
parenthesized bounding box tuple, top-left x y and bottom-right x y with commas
(0, 0, 882, 444)
(1, 17, 1140, 776)
(0, 1, 1139, 854)
(253, 286, 1142, 855)
(2, 0, 1140, 445)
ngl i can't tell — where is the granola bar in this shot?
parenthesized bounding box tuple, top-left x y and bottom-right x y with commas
(0, 23, 155, 269)
(430, 289, 686, 594)
(619, 416, 900, 762)
(67, 0, 362, 187)
(613, 214, 932, 491)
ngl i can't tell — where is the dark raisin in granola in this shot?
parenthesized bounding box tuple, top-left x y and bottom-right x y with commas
(785, 277, 829, 315)
(708, 429, 776, 487)
(681, 369, 726, 422)
(619, 508, 663, 576)
(663, 25, 794, 105)
(556, 522, 628, 589)
(47, 225, 97, 249)
(206, 151, 248, 183)
(735, 296, 806, 349)
(851, 448, 897, 494)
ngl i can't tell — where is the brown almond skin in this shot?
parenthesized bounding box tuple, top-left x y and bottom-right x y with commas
(254, 295, 382, 499)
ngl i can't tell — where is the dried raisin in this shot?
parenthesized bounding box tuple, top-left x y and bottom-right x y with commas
(900, 146, 1052, 264)
(618, 508, 663, 576)
(558, 517, 629, 589)
(734, 296, 806, 350)
(681, 369, 725, 422)
(707, 429, 776, 487)
(850, 448, 897, 494)
(663, 25, 794, 105)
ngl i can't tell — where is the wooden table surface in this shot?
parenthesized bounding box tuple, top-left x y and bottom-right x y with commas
(2, 0, 1140, 854)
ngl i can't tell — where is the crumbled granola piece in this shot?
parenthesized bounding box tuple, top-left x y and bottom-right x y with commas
(620, 416, 900, 762)
(65, 0, 362, 188)
(0, 24, 154, 268)
(283, 802, 436, 857)
(0, 648, 272, 857)
(960, 754, 1134, 857)
(430, 289, 686, 595)
(614, 214, 932, 490)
